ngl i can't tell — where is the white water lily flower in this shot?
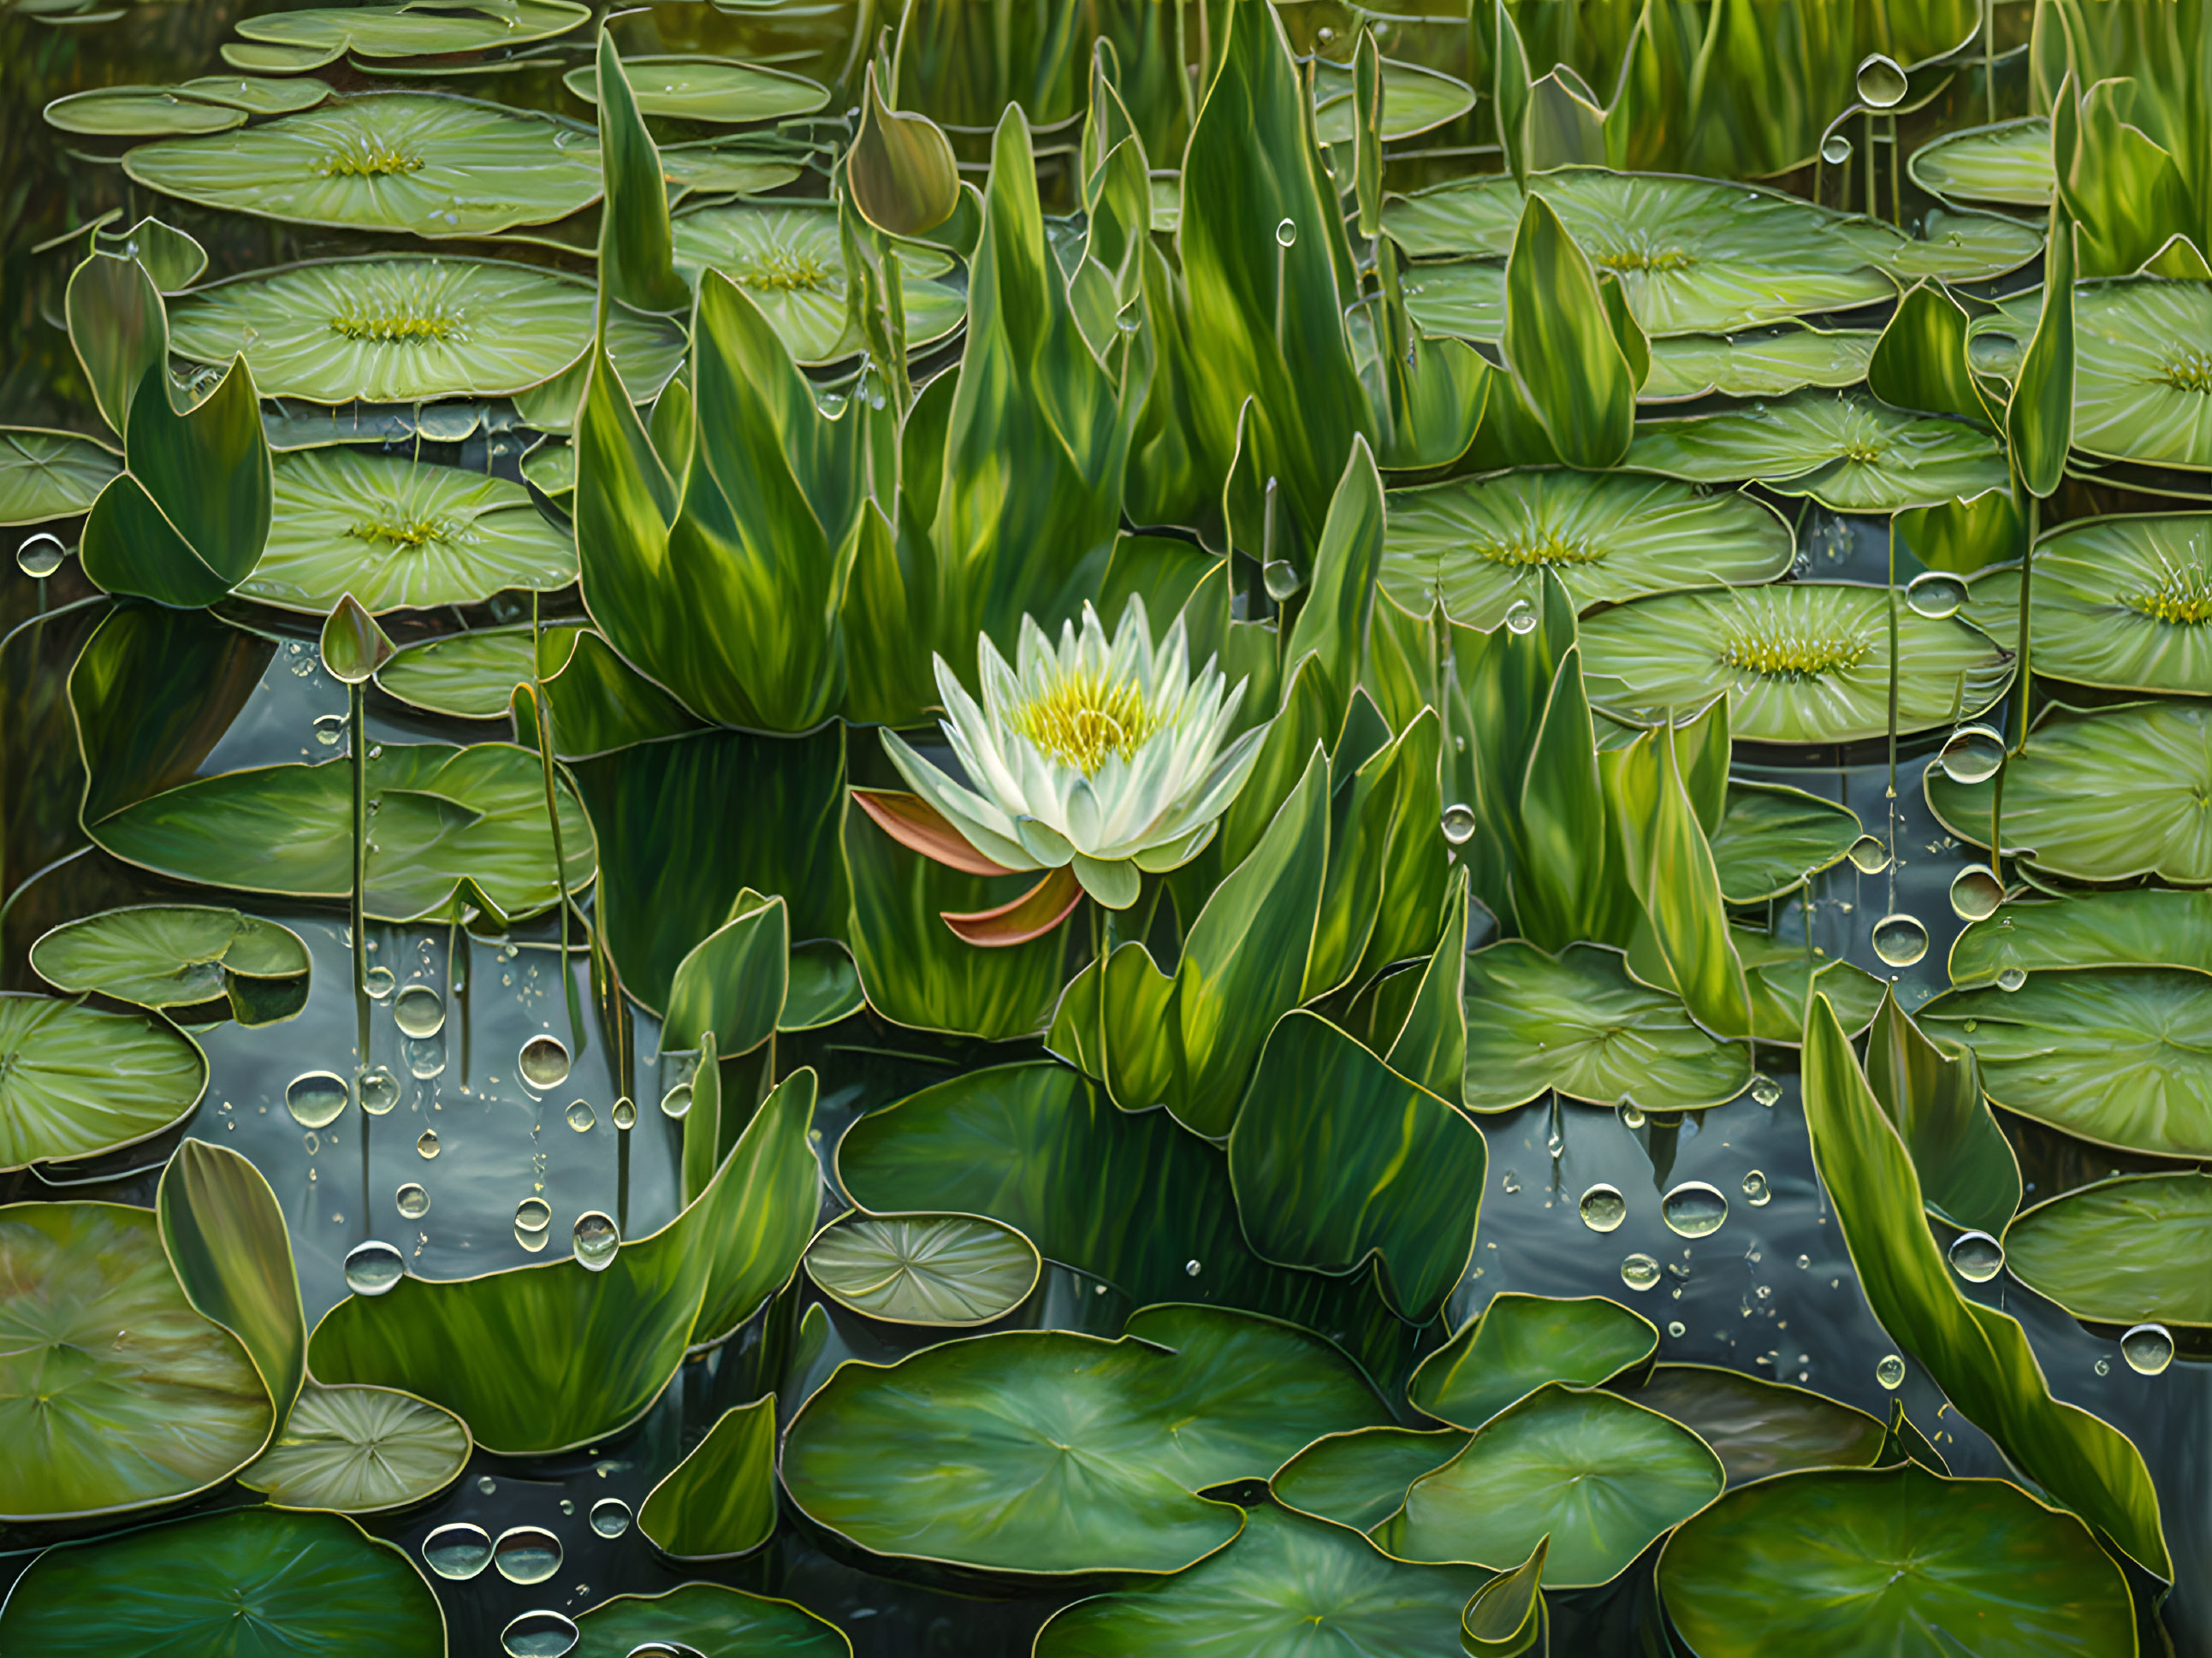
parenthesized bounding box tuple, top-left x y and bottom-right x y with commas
(881, 596, 1266, 910)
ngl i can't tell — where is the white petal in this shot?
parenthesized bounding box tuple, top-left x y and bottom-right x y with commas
(1073, 852, 1141, 909)
(879, 730, 1037, 869)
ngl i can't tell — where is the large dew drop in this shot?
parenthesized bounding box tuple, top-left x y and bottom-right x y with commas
(1578, 1183, 1627, 1234)
(1750, 1075, 1782, 1107)
(1948, 1229, 2003, 1283)
(660, 1082, 694, 1120)
(612, 1097, 638, 1130)
(392, 983, 446, 1039)
(16, 531, 65, 578)
(1262, 559, 1302, 601)
(515, 1197, 552, 1232)
(1620, 1252, 1661, 1292)
(363, 965, 395, 1000)
(1871, 911, 1930, 968)
(518, 1033, 571, 1091)
(1856, 51, 1908, 107)
(1996, 966, 2028, 992)
(1274, 216, 1297, 247)
(421, 1522, 493, 1580)
(342, 1240, 405, 1297)
(1661, 1181, 1729, 1238)
(1741, 1169, 1772, 1207)
(572, 1210, 620, 1270)
(1875, 1353, 1907, 1389)
(403, 1033, 447, 1080)
(589, 1496, 632, 1539)
(1440, 802, 1478, 846)
(358, 1065, 400, 1116)
(395, 1182, 430, 1220)
(1845, 833, 1889, 874)
(1904, 571, 1968, 619)
(492, 1526, 562, 1585)
(1503, 597, 1539, 636)
(1821, 132, 1853, 165)
(499, 1610, 578, 1658)
(416, 1128, 441, 1159)
(286, 1071, 349, 1129)
(1949, 865, 2004, 922)
(2120, 1323, 2174, 1377)
(1937, 724, 2007, 785)
(566, 1099, 596, 1133)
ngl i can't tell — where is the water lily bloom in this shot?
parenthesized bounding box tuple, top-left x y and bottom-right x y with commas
(857, 597, 1266, 943)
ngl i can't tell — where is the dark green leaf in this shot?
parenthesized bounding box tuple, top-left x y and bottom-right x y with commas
(1409, 1292, 1656, 1430)
(638, 1394, 778, 1559)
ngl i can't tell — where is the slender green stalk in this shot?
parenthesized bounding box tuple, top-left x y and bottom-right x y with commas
(349, 680, 370, 1093)
(1884, 518, 1901, 914)
(530, 592, 586, 1058)
(2013, 494, 2037, 751)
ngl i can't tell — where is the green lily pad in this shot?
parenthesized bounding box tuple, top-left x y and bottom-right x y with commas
(804, 1212, 1041, 1325)
(1375, 1383, 1724, 1587)
(1580, 583, 2013, 743)
(1, 427, 121, 525)
(30, 904, 308, 1026)
(1735, 933, 1887, 1046)
(1379, 470, 1794, 632)
(46, 87, 244, 136)
(1658, 1462, 2136, 1657)
(0, 996, 206, 1171)
(564, 56, 828, 122)
(178, 74, 334, 114)
(2009, 515, 2212, 696)
(1980, 280, 2212, 470)
(1827, 207, 2044, 282)
(520, 438, 573, 504)
(637, 1394, 777, 1559)
(1910, 117, 2054, 206)
(1314, 56, 1475, 144)
(1270, 1425, 1472, 1532)
(1462, 942, 1751, 1112)
(658, 139, 809, 199)
(1709, 782, 1861, 902)
(168, 258, 680, 405)
(0, 1507, 446, 1655)
(575, 1584, 848, 1658)
(0, 1201, 271, 1519)
(2003, 1172, 2212, 1329)
(373, 623, 581, 719)
(1399, 260, 1505, 344)
(1409, 1293, 1657, 1430)
(247, 448, 575, 614)
(781, 1305, 1390, 1577)
(235, 0, 588, 60)
(1920, 968, 2212, 1158)
(1621, 1365, 1886, 1486)
(1626, 392, 2011, 512)
(1641, 328, 1879, 402)
(221, 40, 348, 73)
(125, 92, 601, 240)
(1926, 701, 2212, 884)
(1035, 1501, 1491, 1657)
(1950, 890, 2212, 982)
(1385, 171, 1895, 335)
(670, 202, 965, 366)
(240, 1381, 471, 1512)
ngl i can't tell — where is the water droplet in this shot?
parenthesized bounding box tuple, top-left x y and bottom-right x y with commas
(1949, 865, 2003, 922)
(519, 1034, 571, 1091)
(659, 1081, 697, 1121)
(343, 1240, 405, 1296)
(363, 964, 395, 1000)
(1441, 802, 1478, 845)
(589, 1497, 632, 1539)
(1874, 1353, 1907, 1389)
(1856, 52, 1908, 108)
(393, 984, 446, 1039)
(312, 712, 347, 748)
(1622, 1105, 1646, 1129)
(1937, 724, 2007, 785)
(1501, 1169, 1521, 1195)
(566, 1099, 596, 1132)
(16, 532, 65, 577)
(572, 1211, 620, 1270)
(1503, 598, 1539, 636)
(501, 1609, 577, 1658)
(1747, 1074, 1782, 1108)
(1820, 133, 1853, 166)
(395, 1182, 430, 1220)
(302, 1131, 320, 1155)
(422, 1522, 492, 1579)
(612, 1097, 638, 1130)
(1578, 1183, 1627, 1233)
(416, 1128, 441, 1158)
(1741, 1169, 1772, 1207)
(1621, 1252, 1661, 1292)
(1905, 571, 1968, 619)
(403, 1033, 447, 1079)
(494, 1527, 562, 1585)
(1667, 1320, 1685, 1338)
(1184, 1258, 1201, 1276)
(1948, 1229, 2003, 1282)
(1262, 558, 1302, 601)
(1996, 966, 2027, 992)
(359, 1066, 400, 1116)
(1662, 1181, 1729, 1238)
(2118, 1323, 2175, 1376)
(515, 1197, 552, 1232)
(1274, 216, 1297, 247)
(1872, 912, 1930, 968)
(286, 1071, 348, 1128)
(1846, 833, 1890, 874)
(477, 1476, 497, 1495)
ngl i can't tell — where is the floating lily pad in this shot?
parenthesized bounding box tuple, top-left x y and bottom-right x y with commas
(178, 74, 334, 115)
(1, 427, 121, 525)
(46, 86, 244, 136)
(1910, 117, 2054, 206)
(125, 93, 601, 240)
(520, 437, 574, 504)
(1641, 328, 1878, 402)
(781, 1305, 1389, 1577)
(1269, 1426, 1472, 1531)
(234, 0, 589, 60)
(1920, 968, 2212, 1158)
(247, 448, 575, 614)
(1829, 208, 2043, 283)
(781, 941, 863, 1031)
(1314, 56, 1474, 144)
(671, 202, 964, 365)
(30, 904, 309, 1023)
(804, 1212, 1041, 1325)
(1376, 1383, 1724, 1588)
(0, 1201, 271, 1519)
(373, 622, 581, 718)
(1409, 1293, 1657, 1430)
(1035, 1502, 1490, 1657)
(1926, 701, 2212, 884)
(1399, 260, 1504, 343)
(659, 139, 809, 198)
(574, 1584, 849, 1658)
(1462, 943, 1750, 1112)
(1626, 391, 2011, 511)
(0, 996, 206, 1171)
(2003, 1172, 2212, 1329)
(1380, 471, 1793, 631)
(1736, 933, 1886, 1046)
(1658, 1463, 2136, 1657)
(1984, 280, 2212, 470)
(1622, 1365, 1886, 1485)
(564, 55, 829, 122)
(1709, 782, 1861, 901)
(1385, 171, 1895, 335)
(2004, 515, 2212, 696)
(240, 1382, 471, 1512)
(1950, 889, 2212, 982)
(1580, 583, 2013, 743)
(221, 40, 348, 73)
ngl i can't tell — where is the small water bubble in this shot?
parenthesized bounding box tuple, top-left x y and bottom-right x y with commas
(403, 1033, 447, 1079)
(1441, 802, 1478, 845)
(1846, 833, 1890, 874)
(1622, 1105, 1646, 1129)
(395, 1182, 430, 1219)
(1501, 1169, 1522, 1195)
(363, 964, 395, 1000)
(2094, 1356, 2110, 1377)
(1937, 724, 2007, 785)
(16, 532, 66, 578)
(343, 1240, 405, 1296)
(612, 1097, 638, 1130)
(519, 1034, 571, 1091)
(417, 1128, 441, 1158)
(1874, 1353, 1907, 1389)
(566, 1099, 596, 1133)
(659, 1082, 693, 1120)
(423, 1522, 493, 1580)
(393, 984, 446, 1039)
(1821, 133, 1853, 166)
(1274, 216, 1297, 247)
(1578, 1183, 1627, 1234)
(1798, 1254, 1812, 1270)
(1949, 865, 2004, 922)
(559, 1499, 574, 1516)
(1856, 52, 1908, 108)
(572, 1211, 620, 1270)
(2120, 1323, 2174, 1377)
(1996, 966, 2027, 992)
(1503, 598, 1539, 636)
(359, 1066, 400, 1116)
(589, 1497, 632, 1539)
(286, 1071, 349, 1128)
(303, 1131, 320, 1155)
(501, 1608, 577, 1658)
(1262, 559, 1303, 601)
(515, 1196, 551, 1232)
(1662, 1181, 1729, 1238)
(493, 1526, 564, 1586)
(1904, 571, 1969, 619)
(1667, 1320, 1686, 1338)
(1750, 1075, 1782, 1107)
(1621, 1252, 1662, 1292)
(1871, 912, 1930, 968)
(1948, 1229, 2003, 1282)
(1184, 1258, 1201, 1276)
(1741, 1169, 1772, 1207)
(312, 712, 347, 748)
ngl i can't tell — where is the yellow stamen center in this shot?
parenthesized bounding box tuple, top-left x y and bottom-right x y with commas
(1717, 626, 1871, 681)
(1474, 530, 1604, 568)
(1012, 671, 1159, 774)
(348, 514, 451, 550)
(315, 140, 425, 179)
(2124, 563, 2212, 625)
(1595, 243, 1693, 274)
(2159, 349, 2212, 396)
(733, 247, 834, 293)
(328, 305, 466, 344)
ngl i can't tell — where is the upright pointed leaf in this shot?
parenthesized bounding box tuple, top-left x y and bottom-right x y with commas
(596, 32, 688, 315)
(66, 252, 168, 438)
(1502, 194, 1634, 470)
(1283, 435, 1385, 732)
(157, 1138, 306, 1422)
(2007, 199, 2076, 498)
(663, 891, 788, 1055)
(1863, 994, 2022, 1239)
(1514, 646, 1635, 950)
(1869, 281, 1997, 427)
(319, 595, 394, 686)
(848, 62, 959, 238)
(638, 1395, 778, 1559)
